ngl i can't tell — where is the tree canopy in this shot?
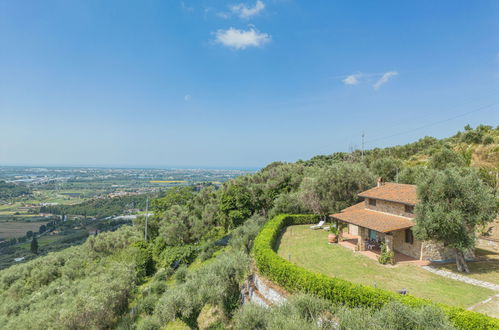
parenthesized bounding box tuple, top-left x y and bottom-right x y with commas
(413, 169, 497, 272)
(299, 163, 376, 218)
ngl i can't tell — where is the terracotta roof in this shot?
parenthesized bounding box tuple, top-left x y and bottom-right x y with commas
(358, 183, 417, 205)
(330, 208, 415, 233)
(340, 202, 365, 213)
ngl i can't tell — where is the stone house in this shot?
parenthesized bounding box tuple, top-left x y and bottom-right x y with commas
(330, 180, 470, 262)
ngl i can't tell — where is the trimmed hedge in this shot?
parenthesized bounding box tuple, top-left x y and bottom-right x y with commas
(253, 214, 499, 330)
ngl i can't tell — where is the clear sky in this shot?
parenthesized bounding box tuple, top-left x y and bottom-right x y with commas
(1, 1, 498, 169)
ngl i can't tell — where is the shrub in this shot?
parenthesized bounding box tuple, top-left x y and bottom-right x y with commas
(336, 301, 454, 330)
(377, 243, 394, 265)
(252, 214, 499, 329)
(152, 240, 198, 269)
(137, 315, 162, 330)
(175, 265, 188, 284)
(130, 241, 156, 279)
(155, 251, 249, 325)
(482, 135, 494, 145)
(232, 303, 269, 330)
(229, 214, 267, 254)
(199, 242, 218, 261)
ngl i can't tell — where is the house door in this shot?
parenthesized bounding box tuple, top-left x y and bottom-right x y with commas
(369, 229, 376, 241)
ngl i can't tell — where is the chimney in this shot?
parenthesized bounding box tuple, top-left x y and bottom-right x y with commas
(377, 177, 385, 187)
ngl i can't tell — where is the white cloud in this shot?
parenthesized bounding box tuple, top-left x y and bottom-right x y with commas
(343, 73, 362, 85)
(184, 94, 192, 101)
(373, 71, 398, 90)
(231, 1, 265, 19)
(214, 27, 271, 49)
(216, 11, 230, 19)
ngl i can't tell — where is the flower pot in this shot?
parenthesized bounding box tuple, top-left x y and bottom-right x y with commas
(328, 233, 338, 244)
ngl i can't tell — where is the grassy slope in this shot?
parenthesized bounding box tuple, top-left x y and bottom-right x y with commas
(276, 225, 495, 309)
(434, 261, 499, 285)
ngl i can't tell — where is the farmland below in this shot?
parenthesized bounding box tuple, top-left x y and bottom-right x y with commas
(0, 125, 497, 328)
(0, 221, 48, 239)
(0, 167, 248, 270)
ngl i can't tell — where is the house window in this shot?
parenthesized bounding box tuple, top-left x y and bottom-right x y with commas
(405, 205, 414, 214)
(405, 229, 414, 244)
(369, 199, 376, 206)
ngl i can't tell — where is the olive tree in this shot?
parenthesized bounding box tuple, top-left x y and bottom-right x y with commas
(369, 157, 403, 182)
(413, 169, 497, 272)
(299, 163, 376, 220)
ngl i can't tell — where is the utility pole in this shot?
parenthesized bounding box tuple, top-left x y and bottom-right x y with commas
(144, 196, 149, 241)
(361, 131, 365, 160)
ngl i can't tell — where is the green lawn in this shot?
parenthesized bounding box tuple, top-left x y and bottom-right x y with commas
(471, 295, 499, 319)
(276, 225, 495, 308)
(434, 261, 499, 285)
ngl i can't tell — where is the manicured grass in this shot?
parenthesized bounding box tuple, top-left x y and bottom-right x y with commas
(471, 295, 499, 319)
(434, 261, 499, 285)
(276, 225, 495, 308)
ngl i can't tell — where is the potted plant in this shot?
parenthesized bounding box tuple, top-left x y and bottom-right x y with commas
(327, 226, 339, 244)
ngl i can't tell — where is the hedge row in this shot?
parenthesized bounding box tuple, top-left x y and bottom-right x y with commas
(253, 214, 499, 330)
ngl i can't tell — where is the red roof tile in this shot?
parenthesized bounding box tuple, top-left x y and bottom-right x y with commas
(330, 208, 415, 233)
(358, 183, 417, 205)
(340, 202, 365, 213)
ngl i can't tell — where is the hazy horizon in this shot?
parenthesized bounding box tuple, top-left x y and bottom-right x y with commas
(0, 164, 258, 171)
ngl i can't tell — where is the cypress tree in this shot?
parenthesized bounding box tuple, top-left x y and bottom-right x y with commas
(30, 236, 38, 254)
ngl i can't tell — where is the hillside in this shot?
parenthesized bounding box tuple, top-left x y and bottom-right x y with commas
(0, 124, 497, 329)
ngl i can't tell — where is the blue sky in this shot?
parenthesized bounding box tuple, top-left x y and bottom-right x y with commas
(1, 0, 498, 169)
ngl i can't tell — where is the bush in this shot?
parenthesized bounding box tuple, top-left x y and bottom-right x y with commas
(137, 315, 162, 330)
(482, 135, 494, 145)
(252, 214, 499, 329)
(232, 303, 269, 330)
(155, 251, 249, 326)
(175, 265, 188, 284)
(229, 214, 267, 254)
(336, 301, 454, 330)
(199, 242, 218, 261)
(130, 241, 156, 279)
(233, 296, 455, 330)
(377, 243, 394, 265)
(152, 239, 198, 269)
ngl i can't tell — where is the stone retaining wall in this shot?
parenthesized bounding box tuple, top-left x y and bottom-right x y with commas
(242, 273, 288, 307)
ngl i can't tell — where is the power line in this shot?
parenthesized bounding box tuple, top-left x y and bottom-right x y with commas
(364, 100, 499, 146)
(318, 89, 499, 152)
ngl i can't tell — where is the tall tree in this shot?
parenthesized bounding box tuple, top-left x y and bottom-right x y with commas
(428, 148, 466, 170)
(299, 163, 376, 220)
(370, 157, 403, 182)
(30, 236, 38, 254)
(413, 169, 497, 272)
(219, 182, 254, 228)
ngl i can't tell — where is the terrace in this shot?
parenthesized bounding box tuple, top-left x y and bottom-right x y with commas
(339, 233, 430, 266)
(276, 224, 496, 310)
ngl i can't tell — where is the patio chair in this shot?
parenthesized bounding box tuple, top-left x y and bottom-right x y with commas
(310, 220, 325, 230)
